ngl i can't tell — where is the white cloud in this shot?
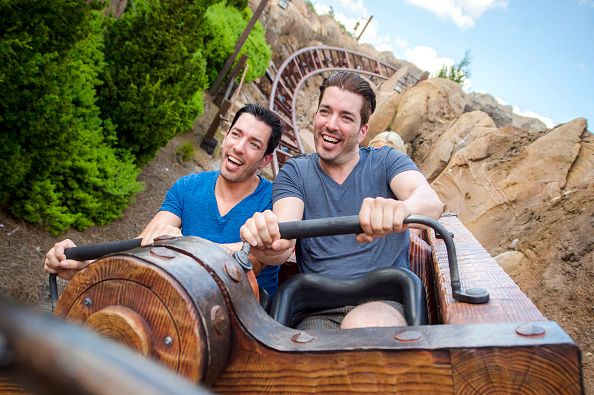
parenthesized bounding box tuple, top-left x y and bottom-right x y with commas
(313, 4, 332, 15)
(578, 63, 586, 71)
(314, 4, 406, 53)
(578, 0, 594, 7)
(334, 0, 369, 16)
(358, 20, 405, 52)
(404, 46, 455, 74)
(403, 0, 508, 29)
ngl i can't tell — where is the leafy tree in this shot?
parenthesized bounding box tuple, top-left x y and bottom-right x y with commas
(98, 0, 215, 165)
(437, 50, 472, 85)
(203, 1, 272, 86)
(0, 0, 142, 234)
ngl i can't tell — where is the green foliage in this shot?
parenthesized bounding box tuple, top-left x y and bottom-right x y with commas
(0, 0, 274, 234)
(98, 0, 215, 165)
(437, 50, 472, 85)
(305, 0, 316, 13)
(0, 0, 142, 234)
(203, 2, 271, 85)
(176, 142, 195, 162)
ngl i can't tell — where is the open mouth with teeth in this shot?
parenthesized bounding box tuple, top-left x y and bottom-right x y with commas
(226, 155, 243, 168)
(321, 133, 341, 147)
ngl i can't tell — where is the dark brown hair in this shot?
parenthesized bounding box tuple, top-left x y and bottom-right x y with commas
(318, 71, 376, 125)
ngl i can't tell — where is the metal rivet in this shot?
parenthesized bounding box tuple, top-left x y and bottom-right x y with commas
(149, 247, 176, 259)
(164, 336, 174, 347)
(211, 305, 227, 335)
(83, 297, 93, 306)
(225, 262, 241, 282)
(394, 330, 422, 342)
(291, 331, 315, 343)
(516, 324, 546, 337)
(154, 235, 177, 242)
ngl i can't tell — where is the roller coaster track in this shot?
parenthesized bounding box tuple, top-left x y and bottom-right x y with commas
(267, 45, 428, 176)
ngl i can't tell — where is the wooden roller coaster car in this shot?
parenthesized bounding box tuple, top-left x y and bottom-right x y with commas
(4, 215, 583, 394)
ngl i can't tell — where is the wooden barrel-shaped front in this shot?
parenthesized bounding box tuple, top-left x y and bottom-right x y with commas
(55, 236, 239, 385)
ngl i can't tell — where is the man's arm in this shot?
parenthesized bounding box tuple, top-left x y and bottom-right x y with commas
(44, 211, 184, 280)
(391, 170, 443, 220)
(357, 170, 443, 243)
(240, 197, 304, 265)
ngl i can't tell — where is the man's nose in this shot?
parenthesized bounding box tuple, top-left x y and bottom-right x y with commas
(325, 114, 340, 130)
(232, 137, 247, 153)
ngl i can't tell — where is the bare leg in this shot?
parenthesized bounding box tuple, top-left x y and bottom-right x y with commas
(340, 301, 407, 329)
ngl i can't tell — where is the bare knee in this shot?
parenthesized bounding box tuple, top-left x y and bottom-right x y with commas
(340, 301, 407, 329)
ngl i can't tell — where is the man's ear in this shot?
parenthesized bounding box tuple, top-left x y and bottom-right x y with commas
(259, 153, 273, 169)
(358, 123, 369, 143)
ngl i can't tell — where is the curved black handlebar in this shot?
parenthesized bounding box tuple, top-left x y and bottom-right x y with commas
(49, 215, 488, 312)
(278, 214, 489, 304)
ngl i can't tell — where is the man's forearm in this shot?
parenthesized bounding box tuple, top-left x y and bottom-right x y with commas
(403, 187, 444, 220)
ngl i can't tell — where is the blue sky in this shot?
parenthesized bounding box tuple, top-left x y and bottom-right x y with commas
(312, 0, 593, 129)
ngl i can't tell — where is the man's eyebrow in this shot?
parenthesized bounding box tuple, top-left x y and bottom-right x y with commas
(250, 134, 265, 146)
(319, 104, 356, 118)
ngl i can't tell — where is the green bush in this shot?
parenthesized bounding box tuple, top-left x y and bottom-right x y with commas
(176, 142, 195, 162)
(203, 2, 271, 85)
(437, 50, 472, 85)
(98, 0, 215, 165)
(0, 0, 142, 234)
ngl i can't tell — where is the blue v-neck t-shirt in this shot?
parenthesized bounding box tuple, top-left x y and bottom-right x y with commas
(160, 170, 279, 296)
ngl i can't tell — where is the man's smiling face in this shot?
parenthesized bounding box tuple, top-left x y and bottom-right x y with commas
(313, 86, 368, 167)
(220, 113, 272, 183)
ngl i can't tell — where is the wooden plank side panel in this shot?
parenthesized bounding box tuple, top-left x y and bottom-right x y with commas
(451, 345, 582, 394)
(214, 334, 455, 394)
(430, 216, 546, 325)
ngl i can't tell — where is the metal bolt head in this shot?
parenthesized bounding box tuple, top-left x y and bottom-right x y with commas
(291, 331, 315, 343)
(149, 247, 176, 259)
(516, 324, 545, 337)
(225, 262, 241, 282)
(83, 297, 93, 306)
(211, 305, 228, 335)
(394, 330, 422, 342)
(163, 336, 174, 347)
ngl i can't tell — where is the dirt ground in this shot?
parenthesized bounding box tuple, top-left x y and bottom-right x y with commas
(0, 115, 592, 392)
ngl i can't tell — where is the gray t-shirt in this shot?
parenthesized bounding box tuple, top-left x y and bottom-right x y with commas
(273, 146, 419, 279)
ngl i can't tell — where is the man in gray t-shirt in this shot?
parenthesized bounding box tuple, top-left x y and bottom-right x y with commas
(274, 146, 418, 278)
(241, 71, 443, 329)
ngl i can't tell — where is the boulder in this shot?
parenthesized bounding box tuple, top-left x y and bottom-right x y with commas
(465, 92, 513, 128)
(566, 126, 594, 189)
(431, 119, 587, 250)
(365, 92, 402, 142)
(494, 250, 528, 276)
(392, 78, 466, 165)
(421, 110, 496, 182)
(511, 113, 547, 132)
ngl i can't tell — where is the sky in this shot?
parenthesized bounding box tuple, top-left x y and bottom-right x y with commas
(312, 0, 594, 129)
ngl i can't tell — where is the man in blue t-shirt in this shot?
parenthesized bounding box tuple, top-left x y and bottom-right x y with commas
(44, 104, 283, 297)
(241, 72, 443, 328)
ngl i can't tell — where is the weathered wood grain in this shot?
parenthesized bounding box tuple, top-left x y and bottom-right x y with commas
(429, 216, 546, 324)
